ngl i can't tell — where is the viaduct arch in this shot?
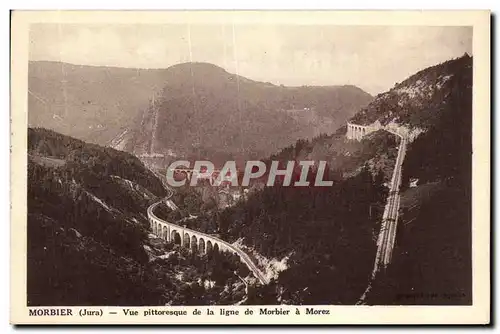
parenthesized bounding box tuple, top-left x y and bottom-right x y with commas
(346, 122, 378, 141)
(147, 201, 269, 285)
(346, 121, 410, 141)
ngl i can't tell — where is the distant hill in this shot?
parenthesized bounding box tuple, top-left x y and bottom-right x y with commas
(28, 60, 372, 164)
(126, 62, 372, 164)
(28, 61, 169, 145)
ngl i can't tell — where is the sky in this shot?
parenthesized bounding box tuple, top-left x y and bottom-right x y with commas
(29, 24, 472, 95)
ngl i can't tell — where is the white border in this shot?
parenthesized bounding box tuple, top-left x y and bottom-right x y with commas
(4, 6, 489, 330)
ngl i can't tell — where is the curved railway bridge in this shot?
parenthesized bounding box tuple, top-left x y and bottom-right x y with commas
(147, 200, 269, 285)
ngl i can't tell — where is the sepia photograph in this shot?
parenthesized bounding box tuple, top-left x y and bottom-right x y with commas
(10, 10, 490, 325)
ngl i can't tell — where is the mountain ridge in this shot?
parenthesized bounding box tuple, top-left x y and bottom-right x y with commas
(30, 60, 374, 90)
(119, 62, 372, 164)
(28, 60, 373, 164)
(349, 54, 472, 131)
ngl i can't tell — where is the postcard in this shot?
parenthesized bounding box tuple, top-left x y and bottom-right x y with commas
(10, 10, 490, 325)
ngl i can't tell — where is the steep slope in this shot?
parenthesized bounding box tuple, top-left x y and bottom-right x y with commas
(350, 54, 473, 304)
(28, 127, 163, 305)
(370, 55, 473, 305)
(220, 164, 387, 305)
(119, 62, 372, 163)
(264, 129, 399, 183)
(186, 55, 473, 305)
(28, 61, 372, 160)
(27, 128, 251, 306)
(28, 61, 168, 145)
(350, 54, 472, 134)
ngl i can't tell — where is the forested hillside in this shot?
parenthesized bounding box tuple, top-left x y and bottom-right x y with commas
(152, 129, 398, 304)
(27, 128, 251, 306)
(265, 129, 399, 182)
(124, 62, 372, 163)
(367, 53, 473, 305)
(351, 54, 472, 130)
(226, 167, 386, 304)
(28, 60, 372, 164)
(209, 55, 472, 305)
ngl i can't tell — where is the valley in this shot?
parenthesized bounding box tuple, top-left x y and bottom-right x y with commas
(27, 54, 473, 306)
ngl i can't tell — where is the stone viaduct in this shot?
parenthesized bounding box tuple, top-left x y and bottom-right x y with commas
(346, 121, 411, 141)
(346, 122, 377, 140)
(147, 201, 269, 285)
